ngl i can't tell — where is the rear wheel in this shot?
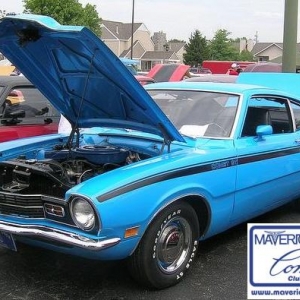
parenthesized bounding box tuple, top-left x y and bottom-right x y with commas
(127, 201, 199, 289)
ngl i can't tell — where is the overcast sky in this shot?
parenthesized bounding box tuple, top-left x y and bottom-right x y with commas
(2, 0, 300, 42)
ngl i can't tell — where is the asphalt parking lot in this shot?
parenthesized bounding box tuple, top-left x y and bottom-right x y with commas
(0, 203, 299, 300)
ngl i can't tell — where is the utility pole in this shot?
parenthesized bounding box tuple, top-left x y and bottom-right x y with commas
(130, 0, 135, 59)
(254, 31, 259, 44)
(282, 0, 298, 72)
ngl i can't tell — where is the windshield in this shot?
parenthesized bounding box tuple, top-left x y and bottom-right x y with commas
(148, 90, 239, 138)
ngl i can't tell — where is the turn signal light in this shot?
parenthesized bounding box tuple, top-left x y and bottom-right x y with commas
(124, 226, 139, 238)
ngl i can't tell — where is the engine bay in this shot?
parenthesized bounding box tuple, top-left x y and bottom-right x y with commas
(0, 144, 147, 198)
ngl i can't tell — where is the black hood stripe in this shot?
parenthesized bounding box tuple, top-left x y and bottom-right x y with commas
(97, 146, 300, 202)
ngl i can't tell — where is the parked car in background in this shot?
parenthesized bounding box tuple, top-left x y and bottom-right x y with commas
(120, 58, 155, 85)
(2, 14, 300, 290)
(202, 60, 255, 74)
(134, 74, 156, 85)
(185, 74, 237, 83)
(189, 66, 212, 75)
(243, 62, 282, 72)
(0, 76, 59, 142)
(147, 63, 191, 82)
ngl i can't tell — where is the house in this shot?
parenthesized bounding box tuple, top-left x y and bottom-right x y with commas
(140, 51, 180, 72)
(101, 20, 186, 72)
(168, 42, 186, 65)
(252, 42, 300, 62)
(269, 53, 300, 73)
(142, 35, 185, 71)
(101, 20, 154, 61)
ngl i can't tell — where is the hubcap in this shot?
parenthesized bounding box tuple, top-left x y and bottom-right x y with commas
(156, 216, 192, 273)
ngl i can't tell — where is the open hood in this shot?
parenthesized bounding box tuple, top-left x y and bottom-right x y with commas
(0, 14, 184, 143)
(147, 64, 190, 82)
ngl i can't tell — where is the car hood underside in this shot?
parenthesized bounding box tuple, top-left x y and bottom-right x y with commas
(0, 14, 184, 143)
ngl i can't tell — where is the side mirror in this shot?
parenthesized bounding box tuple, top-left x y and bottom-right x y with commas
(256, 125, 273, 137)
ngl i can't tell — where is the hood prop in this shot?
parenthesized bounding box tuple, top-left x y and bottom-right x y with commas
(65, 49, 98, 149)
(66, 126, 80, 149)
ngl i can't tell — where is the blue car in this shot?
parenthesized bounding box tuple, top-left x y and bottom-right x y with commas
(1, 14, 300, 289)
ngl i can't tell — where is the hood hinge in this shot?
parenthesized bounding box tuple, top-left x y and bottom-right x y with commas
(158, 123, 172, 153)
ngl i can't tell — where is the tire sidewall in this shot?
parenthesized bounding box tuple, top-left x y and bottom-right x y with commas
(142, 202, 199, 288)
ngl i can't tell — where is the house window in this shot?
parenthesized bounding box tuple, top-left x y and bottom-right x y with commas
(145, 61, 152, 71)
(258, 56, 269, 62)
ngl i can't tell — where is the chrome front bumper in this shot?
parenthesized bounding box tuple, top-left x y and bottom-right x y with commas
(0, 221, 120, 251)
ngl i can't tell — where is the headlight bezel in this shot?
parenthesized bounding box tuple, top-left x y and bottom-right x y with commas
(70, 196, 98, 231)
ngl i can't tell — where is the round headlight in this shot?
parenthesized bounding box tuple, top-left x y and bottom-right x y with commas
(71, 197, 95, 231)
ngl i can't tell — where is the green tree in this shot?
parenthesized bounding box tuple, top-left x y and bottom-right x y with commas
(239, 50, 254, 61)
(233, 37, 254, 61)
(168, 39, 186, 43)
(23, 0, 102, 36)
(183, 30, 210, 66)
(209, 29, 239, 61)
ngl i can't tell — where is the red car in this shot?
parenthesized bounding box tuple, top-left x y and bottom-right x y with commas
(189, 67, 212, 75)
(0, 76, 60, 142)
(147, 64, 190, 82)
(134, 74, 155, 85)
(120, 58, 155, 85)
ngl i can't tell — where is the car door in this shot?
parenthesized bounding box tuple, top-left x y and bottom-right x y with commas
(0, 86, 60, 142)
(231, 95, 300, 224)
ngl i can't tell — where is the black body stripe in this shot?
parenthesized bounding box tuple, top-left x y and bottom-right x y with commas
(238, 147, 300, 164)
(97, 146, 300, 202)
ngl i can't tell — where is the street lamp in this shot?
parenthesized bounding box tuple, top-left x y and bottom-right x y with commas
(130, 0, 135, 59)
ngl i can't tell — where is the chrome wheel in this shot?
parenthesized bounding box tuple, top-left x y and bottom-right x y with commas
(128, 201, 199, 289)
(156, 216, 192, 273)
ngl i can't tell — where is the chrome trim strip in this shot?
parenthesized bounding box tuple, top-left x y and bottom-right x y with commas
(0, 221, 120, 251)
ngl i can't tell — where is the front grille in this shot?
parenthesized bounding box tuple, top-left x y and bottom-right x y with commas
(0, 192, 45, 218)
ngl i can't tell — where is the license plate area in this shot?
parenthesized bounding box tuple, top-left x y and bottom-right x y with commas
(0, 231, 17, 251)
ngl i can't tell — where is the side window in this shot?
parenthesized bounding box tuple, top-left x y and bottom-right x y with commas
(290, 101, 300, 131)
(242, 97, 292, 137)
(1, 86, 60, 125)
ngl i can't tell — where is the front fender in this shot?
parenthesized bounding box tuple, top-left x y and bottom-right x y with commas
(75, 170, 235, 245)
(68, 148, 237, 244)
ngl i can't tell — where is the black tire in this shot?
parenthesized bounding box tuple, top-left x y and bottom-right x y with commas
(127, 201, 199, 289)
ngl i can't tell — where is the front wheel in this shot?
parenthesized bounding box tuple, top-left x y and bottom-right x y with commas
(127, 201, 199, 289)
